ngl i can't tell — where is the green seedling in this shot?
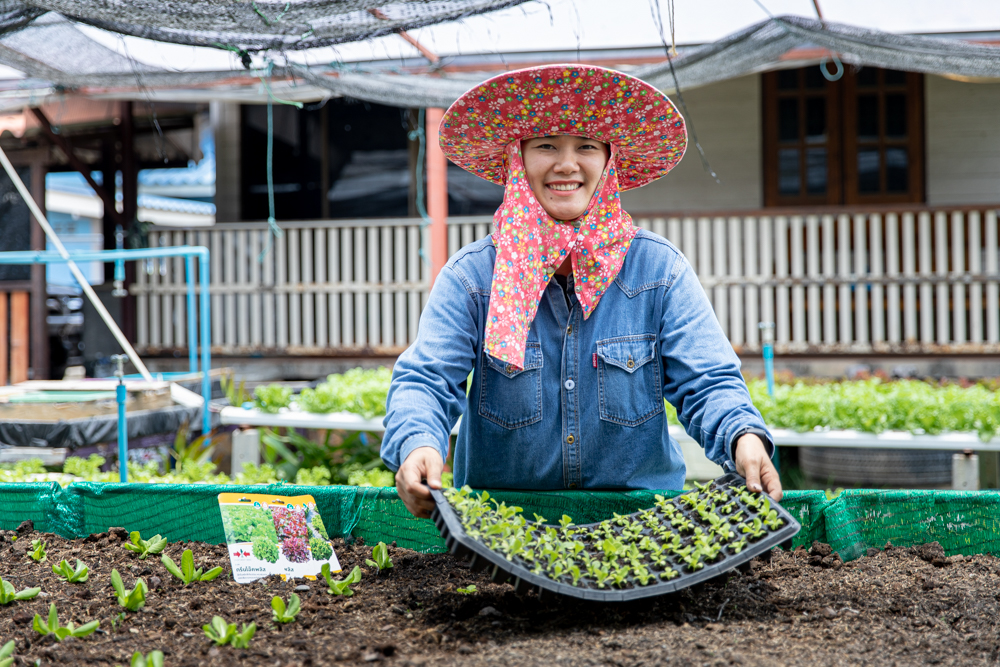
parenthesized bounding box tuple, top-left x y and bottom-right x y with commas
(130, 650, 165, 667)
(322, 564, 362, 596)
(0, 578, 40, 605)
(111, 570, 148, 612)
(110, 611, 126, 632)
(0, 640, 14, 667)
(123, 531, 167, 560)
(161, 549, 223, 585)
(52, 559, 89, 583)
(271, 593, 301, 623)
(203, 616, 256, 648)
(33, 603, 100, 641)
(456, 585, 477, 595)
(28, 539, 47, 562)
(365, 542, 393, 573)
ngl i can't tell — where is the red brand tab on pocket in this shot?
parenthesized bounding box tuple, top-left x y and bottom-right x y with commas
(593, 353, 598, 368)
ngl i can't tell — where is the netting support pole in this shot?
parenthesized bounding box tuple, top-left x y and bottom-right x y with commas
(426, 108, 448, 286)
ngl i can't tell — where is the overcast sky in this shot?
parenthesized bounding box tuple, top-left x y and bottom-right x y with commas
(73, 0, 1000, 74)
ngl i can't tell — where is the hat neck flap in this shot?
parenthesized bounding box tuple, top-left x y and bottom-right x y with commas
(484, 141, 637, 369)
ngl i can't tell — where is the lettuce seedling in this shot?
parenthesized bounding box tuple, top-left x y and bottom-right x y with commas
(52, 559, 89, 583)
(123, 532, 167, 560)
(28, 539, 47, 562)
(203, 616, 255, 648)
(365, 542, 393, 573)
(130, 650, 165, 667)
(456, 585, 477, 595)
(161, 549, 223, 585)
(33, 603, 100, 641)
(271, 593, 301, 624)
(0, 640, 15, 667)
(111, 570, 148, 612)
(0, 578, 40, 605)
(321, 563, 361, 596)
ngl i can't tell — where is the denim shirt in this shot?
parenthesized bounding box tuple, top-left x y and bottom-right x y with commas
(381, 229, 770, 491)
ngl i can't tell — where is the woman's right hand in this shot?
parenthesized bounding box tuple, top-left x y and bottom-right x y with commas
(395, 446, 444, 518)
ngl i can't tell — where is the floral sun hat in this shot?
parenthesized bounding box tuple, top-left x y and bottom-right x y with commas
(439, 64, 687, 190)
(438, 65, 687, 369)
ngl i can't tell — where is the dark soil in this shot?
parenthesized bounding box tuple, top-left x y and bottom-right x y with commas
(1, 522, 998, 666)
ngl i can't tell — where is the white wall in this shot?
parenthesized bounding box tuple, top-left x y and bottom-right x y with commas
(926, 75, 1000, 205)
(621, 74, 762, 214)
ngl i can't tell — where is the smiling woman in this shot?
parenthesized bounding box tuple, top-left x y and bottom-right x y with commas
(520, 136, 610, 223)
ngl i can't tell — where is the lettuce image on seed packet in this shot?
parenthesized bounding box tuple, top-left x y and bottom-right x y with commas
(218, 492, 341, 583)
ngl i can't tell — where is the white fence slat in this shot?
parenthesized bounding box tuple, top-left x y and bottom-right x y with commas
(869, 214, 884, 345)
(727, 217, 743, 346)
(160, 233, 173, 348)
(759, 217, 774, 332)
(250, 230, 263, 346)
(697, 217, 711, 302)
(263, 230, 276, 348)
(448, 223, 459, 257)
(173, 231, 186, 347)
(288, 229, 301, 347)
(210, 231, 223, 349)
(821, 214, 836, 345)
(277, 229, 289, 348)
(951, 212, 966, 345)
(136, 236, 148, 347)
(806, 215, 820, 345)
(354, 227, 366, 346)
(885, 213, 901, 344)
(918, 212, 933, 344)
(236, 230, 249, 348)
(222, 230, 235, 348)
(969, 211, 982, 344)
(901, 213, 917, 343)
(367, 226, 380, 348)
(148, 234, 160, 347)
(668, 218, 682, 247)
(790, 215, 805, 345)
(743, 216, 759, 348)
(314, 228, 328, 348)
(407, 225, 420, 343)
(341, 227, 354, 347)
(381, 225, 393, 349)
(837, 214, 852, 346)
(302, 228, 314, 348)
(460, 220, 474, 249)
(394, 226, 406, 348)
(682, 217, 697, 269)
(713, 217, 729, 336)
(934, 212, 950, 345)
(775, 216, 790, 344)
(475, 221, 490, 241)
(652, 217, 667, 239)
(328, 228, 341, 348)
(987, 210, 999, 343)
(853, 214, 868, 345)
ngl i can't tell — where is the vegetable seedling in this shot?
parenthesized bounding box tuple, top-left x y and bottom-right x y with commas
(52, 559, 89, 583)
(456, 585, 477, 595)
(33, 604, 100, 641)
(130, 650, 165, 667)
(271, 593, 301, 623)
(0, 578, 40, 605)
(321, 563, 361, 596)
(28, 539, 47, 562)
(123, 531, 167, 560)
(161, 549, 223, 585)
(203, 616, 256, 648)
(365, 541, 393, 573)
(0, 640, 14, 667)
(111, 570, 148, 612)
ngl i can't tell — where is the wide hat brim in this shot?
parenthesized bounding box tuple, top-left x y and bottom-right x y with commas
(439, 64, 687, 191)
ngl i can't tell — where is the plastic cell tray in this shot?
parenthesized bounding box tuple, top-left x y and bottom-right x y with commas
(430, 473, 801, 602)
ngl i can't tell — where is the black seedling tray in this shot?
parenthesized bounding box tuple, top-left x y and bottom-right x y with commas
(430, 473, 800, 602)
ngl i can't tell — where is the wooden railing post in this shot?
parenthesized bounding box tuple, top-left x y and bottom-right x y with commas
(10, 291, 28, 384)
(425, 108, 448, 286)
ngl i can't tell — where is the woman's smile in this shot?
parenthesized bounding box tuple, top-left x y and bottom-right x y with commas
(521, 135, 610, 221)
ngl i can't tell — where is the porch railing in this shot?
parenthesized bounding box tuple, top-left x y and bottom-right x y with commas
(134, 205, 1000, 356)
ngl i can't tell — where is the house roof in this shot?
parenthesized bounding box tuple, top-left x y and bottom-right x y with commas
(47, 171, 215, 216)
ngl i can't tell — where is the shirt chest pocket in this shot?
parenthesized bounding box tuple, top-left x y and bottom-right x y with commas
(478, 343, 544, 429)
(596, 334, 663, 427)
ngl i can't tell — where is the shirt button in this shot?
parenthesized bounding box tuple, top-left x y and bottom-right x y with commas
(566, 325, 573, 335)
(566, 434, 575, 444)
(564, 379, 575, 390)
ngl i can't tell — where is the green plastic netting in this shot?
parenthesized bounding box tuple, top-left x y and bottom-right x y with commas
(2, 483, 999, 562)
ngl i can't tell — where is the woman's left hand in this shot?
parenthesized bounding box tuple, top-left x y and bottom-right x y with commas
(734, 434, 783, 501)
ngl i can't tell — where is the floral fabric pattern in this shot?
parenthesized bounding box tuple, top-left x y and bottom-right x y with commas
(484, 141, 636, 369)
(439, 64, 687, 191)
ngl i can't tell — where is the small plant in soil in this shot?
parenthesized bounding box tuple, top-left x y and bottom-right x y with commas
(130, 650, 165, 667)
(456, 585, 477, 595)
(52, 559, 89, 583)
(0, 578, 40, 605)
(123, 532, 167, 560)
(203, 616, 256, 648)
(0, 640, 14, 667)
(366, 542, 393, 573)
(162, 549, 223, 585)
(271, 593, 301, 624)
(444, 478, 787, 592)
(28, 539, 47, 562)
(321, 564, 361, 596)
(111, 570, 148, 612)
(33, 603, 100, 641)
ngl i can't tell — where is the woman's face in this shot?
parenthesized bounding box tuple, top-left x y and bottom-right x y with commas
(521, 135, 610, 222)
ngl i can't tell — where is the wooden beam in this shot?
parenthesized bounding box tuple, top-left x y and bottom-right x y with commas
(10, 291, 28, 384)
(29, 155, 48, 380)
(425, 108, 448, 286)
(0, 292, 7, 385)
(29, 107, 125, 228)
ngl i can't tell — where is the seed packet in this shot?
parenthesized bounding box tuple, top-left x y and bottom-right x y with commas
(218, 492, 341, 583)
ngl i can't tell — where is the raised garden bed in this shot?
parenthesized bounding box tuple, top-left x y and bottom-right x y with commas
(0, 523, 997, 666)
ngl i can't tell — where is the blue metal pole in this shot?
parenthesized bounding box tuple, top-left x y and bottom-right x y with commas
(763, 342, 775, 398)
(199, 251, 212, 437)
(185, 255, 197, 375)
(117, 381, 128, 482)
